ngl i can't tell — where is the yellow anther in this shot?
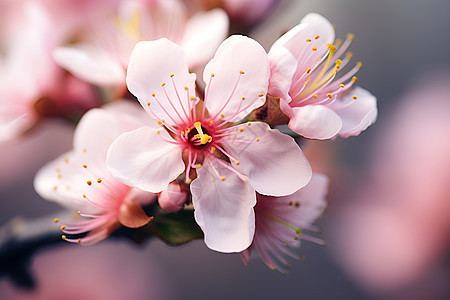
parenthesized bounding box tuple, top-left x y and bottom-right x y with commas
(147, 101, 150, 106)
(55, 168, 60, 172)
(170, 74, 174, 77)
(352, 96, 358, 100)
(97, 178, 102, 183)
(62, 235, 67, 240)
(83, 194, 86, 198)
(184, 86, 188, 90)
(53, 218, 59, 223)
(241, 96, 246, 100)
(335, 39, 343, 47)
(209, 120, 213, 124)
(152, 93, 156, 97)
(239, 70, 245, 74)
(156, 130, 160, 134)
(77, 211, 81, 215)
(78, 238, 82, 244)
(352, 76, 358, 83)
(313, 94, 318, 98)
(328, 44, 337, 51)
(238, 127, 244, 132)
(181, 131, 185, 136)
(186, 127, 191, 133)
(356, 61, 363, 68)
(87, 180, 92, 186)
(306, 39, 312, 42)
(327, 93, 333, 99)
(312, 47, 317, 51)
(185, 178, 192, 184)
(247, 122, 251, 126)
(256, 138, 260, 142)
(340, 84, 345, 88)
(235, 161, 240, 165)
(210, 147, 216, 153)
(314, 35, 320, 39)
(211, 73, 215, 77)
(346, 33, 355, 40)
(60, 225, 66, 230)
(258, 93, 264, 97)
(345, 52, 353, 59)
(193, 122, 212, 145)
(306, 68, 311, 74)
(190, 96, 196, 101)
(157, 121, 162, 125)
(57, 174, 62, 179)
(195, 164, 202, 169)
(64, 158, 69, 164)
(83, 148, 87, 153)
(220, 176, 226, 181)
(336, 59, 343, 65)
(220, 114, 225, 118)
(53, 186, 58, 191)
(161, 82, 166, 87)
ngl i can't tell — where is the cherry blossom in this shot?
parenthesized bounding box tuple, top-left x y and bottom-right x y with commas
(34, 101, 156, 245)
(53, 0, 228, 91)
(240, 174, 328, 272)
(268, 13, 377, 139)
(107, 36, 312, 252)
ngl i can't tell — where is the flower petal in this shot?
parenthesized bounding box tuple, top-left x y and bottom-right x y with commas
(334, 87, 378, 137)
(190, 157, 256, 253)
(107, 126, 184, 193)
(126, 39, 196, 126)
(53, 45, 125, 86)
(203, 35, 269, 122)
(284, 103, 343, 140)
(118, 199, 154, 228)
(267, 46, 297, 103)
(224, 122, 312, 196)
(181, 9, 229, 69)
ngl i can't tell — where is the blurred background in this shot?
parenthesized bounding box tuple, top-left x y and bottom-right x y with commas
(1, 0, 449, 299)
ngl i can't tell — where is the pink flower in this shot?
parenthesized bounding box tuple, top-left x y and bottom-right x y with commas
(53, 0, 229, 90)
(241, 174, 328, 271)
(268, 13, 377, 139)
(107, 36, 312, 252)
(34, 101, 156, 245)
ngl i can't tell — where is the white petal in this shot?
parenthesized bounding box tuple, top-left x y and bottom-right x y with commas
(107, 126, 184, 193)
(53, 45, 125, 86)
(223, 122, 312, 196)
(267, 46, 297, 103)
(203, 35, 269, 122)
(190, 157, 256, 253)
(182, 9, 229, 69)
(287, 105, 343, 140)
(335, 87, 378, 137)
(126, 39, 196, 126)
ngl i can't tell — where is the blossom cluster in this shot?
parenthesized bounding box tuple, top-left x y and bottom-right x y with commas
(2, 0, 377, 272)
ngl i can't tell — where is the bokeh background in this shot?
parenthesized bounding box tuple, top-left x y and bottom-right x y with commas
(1, 0, 449, 299)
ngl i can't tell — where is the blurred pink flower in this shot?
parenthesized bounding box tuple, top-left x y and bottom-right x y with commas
(34, 101, 157, 245)
(331, 74, 450, 297)
(268, 13, 377, 139)
(53, 0, 228, 91)
(107, 37, 312, 253)
(241, 174, 328, 272)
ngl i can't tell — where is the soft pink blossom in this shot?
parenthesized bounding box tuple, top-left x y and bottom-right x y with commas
(241, 174, 328, 271)
(53, 0, 229, 91)
(158, 182, 188, 212)
(107, 36, 312, 253)
(268, 13, 377, 139)
(34, 101, 156, 245)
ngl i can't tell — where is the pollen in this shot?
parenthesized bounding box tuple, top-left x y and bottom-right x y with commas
(356, 61, 363, 68)
(220, 114, 225, 118)
(64, 158, 69, 164)
(239, 70, 245, 74)
(209, 120, 213, 124)
(314, 35, 320, 39)
(152, 93, 156, 97)
(147, 101, 150, 106)
(157, 121, 162, 125)
(256, 138, 260, 142)
(87, 180, 92, 186)
(340, 84, 345, 88)
(352, 96, 358, 100)
(352, 76, 358, 83)
(77, 211, 81, 215)
(184, 86, 188, 90)
(83, 164, 87, 168)
(211, 73, 215, 77)
(53, 218, 59, 223)
(313, 94, 318, 98)
(185, 178, 192, 184)
(170, 74, 174, 77)
(346, 52, 353, 59)
(258, 93, 264, 97)
(60, 225, 66, 230)
(247, 122, 251, 126)
(306, 68, 311, 74)
(238, 127, 244, 132)
(82, 148, 87, 153)
(306, 39, 311, 42)
(328, 44, 337, 51)
(210, 147, 216, 153)
(312, 47, 317, 51)
(235, 161, 240, 165)
(161, 82, 166, 87)
(97, 178, 102, 183)
(190, 96, 196, 101)
(53, 186, 58, 191)
(241, 96, 245, 100)
(78, 238, 82, 244)
(57, 174, 62, 179)
(220, 176, 226, 181)
(346, 33, 355, 40)
(62, 235, 67, 240)
(327, 93, 333, 99)
(83, 194, 86, 198)
(55, 168, 60, 172)
(156, 130, 160, 134)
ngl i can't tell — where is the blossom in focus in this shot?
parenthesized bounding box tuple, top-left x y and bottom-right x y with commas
(268, 13, 377, 139)
(34, 101, 156, 244)
(107, 37, 312, 253)
(241, 174, 328, 272)
(53, 0, 229, 91)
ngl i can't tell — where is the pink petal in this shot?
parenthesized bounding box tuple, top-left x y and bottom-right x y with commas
(53, 45, 125, 86)
(270, 13, 335, 74)
(107, 126, 184, 193)
(224, 122, 312, 196)
(335, 87, 378, 137)
(181, 9, 229, 69)
(267, 46, 297, 103)
(126, 39, 196, 126)
(284, 104, 343, 140)
(190, 157, 256, 253)
(202, 35, 269, 122)
(158, 182, 188, 212)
